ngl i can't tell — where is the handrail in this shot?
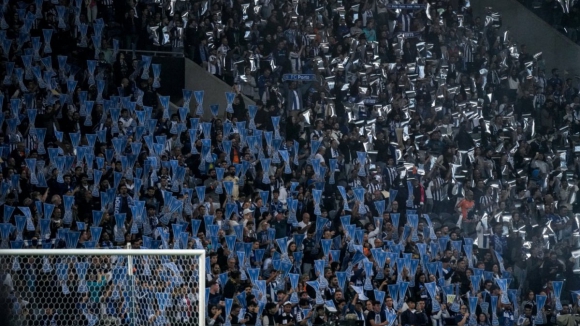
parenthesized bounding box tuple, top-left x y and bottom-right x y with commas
(117, 48, 185, 58)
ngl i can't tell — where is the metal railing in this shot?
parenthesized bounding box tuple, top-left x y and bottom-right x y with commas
(117, 48, 185, 58)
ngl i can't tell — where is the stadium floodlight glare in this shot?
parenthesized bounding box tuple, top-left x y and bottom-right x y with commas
(0, 249, 206, 326)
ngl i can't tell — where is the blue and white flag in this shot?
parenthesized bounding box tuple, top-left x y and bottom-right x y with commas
(553, 281, 564, 311)
(293, 140, 299, 165)
(334, 272, 347, 293)
(56, 6, 67, 28)
(260, 158, 271, 184)
(190, 219, 201, 236)
(237, 251, 247, 280)
(210, 104, 219, 118)
(353, 187, 366, 214)
(3, 61, 13, 85)
(356, 152, 367, 176)
(75, 262, 89, 293)
(96, 79, 105, 103)
(406, 181, 414, 208)
(426, 282, 440, 312)
(494, 250, 505, 273)
(248, 105, 258, 129)
(375, 290, 386, 306)
(496, 279, 510, 304)
(225, 92, 235, 113)
(468, 296, 478, 326)
(152, 64, 161, 88)
(141, 56, 152, 79)
(312, 189, 322, 216)
(320, 239, 332, 264)
(224, 298, 234, 326)
(14, 68, 26, 91)
(194, 91, 204, 116)
(183, 89, 193, 108)
(306, 281, 325, 305)
(84, 101, 94, 126)
(372, 248, 387, 279)
(271, 138, 282, 163)
(86, 60, 97, 85)
(288, 273, 300, 303)
(389, 284, 401, 305)
(42, 29, 52, 53)
(114, 214, 126, 243)
(310, 140, 321, 163)
(398, 282, 409, 309)
(328, 158, 338, 184)
(490, 295, 499, 325)
(65, 230, 80, 249)
(56, 262, 69, 294)
(90, 226, 102, 243)
(0, 15, 8, 31)
(18, 206, 34, 232)
(62, 195, 74, 224)
(314, 259, 328, 289)
(22, 54, 33, 80)
(391, 213, 400, 230)
(408, 213, 419, 242)
(25, 158, 38, 185)
(158, 95, 170, 120)
(337, 186, 349, 211)
(363, 260, 374, 290)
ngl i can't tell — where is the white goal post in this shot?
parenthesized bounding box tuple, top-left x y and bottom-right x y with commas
(0, 249, 206, 326)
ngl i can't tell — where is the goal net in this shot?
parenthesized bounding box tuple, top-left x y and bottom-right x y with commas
(0, 249, 206, 326)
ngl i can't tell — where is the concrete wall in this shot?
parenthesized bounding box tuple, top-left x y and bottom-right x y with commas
(472, 0, 580, 76)
(178, 59, 255, 120)
(151, 56, 185, 103)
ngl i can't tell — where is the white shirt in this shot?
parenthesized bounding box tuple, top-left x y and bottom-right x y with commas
(314, 153, 325, 165)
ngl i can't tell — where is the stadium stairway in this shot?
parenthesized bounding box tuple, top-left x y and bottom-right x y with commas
(124, 49, 254, 118)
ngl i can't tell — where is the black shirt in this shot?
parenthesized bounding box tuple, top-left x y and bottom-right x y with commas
(367, 310, 387, 326)
(223, 279, 238, 299)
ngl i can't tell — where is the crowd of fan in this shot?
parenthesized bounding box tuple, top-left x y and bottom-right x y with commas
(0, 0, 579, 325)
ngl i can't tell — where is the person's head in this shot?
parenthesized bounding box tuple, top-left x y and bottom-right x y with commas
(373, 300, 382, 312)
(479, 313, 487, 322)
(417, 299, 425, 310)
(524, 305, 533, 316)
(230, 271, 241, 282)
(118, 183, 128, 195)
(561, 305, 571, 315)
(484, 280, 493, 291)
(406, 299, 415, 309)
(211, 263, 220, 275)
(266, 302, 277, 314)
(208, 281, 219, 293)
(248, 301, 258, 313)
(276, 290, 287, 302)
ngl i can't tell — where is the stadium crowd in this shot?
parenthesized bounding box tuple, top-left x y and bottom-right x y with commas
(0, 0, 579, 325)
